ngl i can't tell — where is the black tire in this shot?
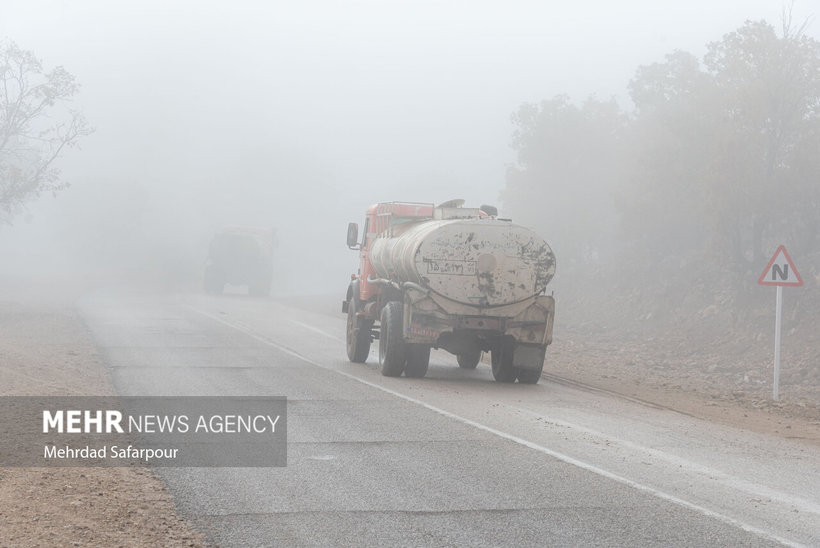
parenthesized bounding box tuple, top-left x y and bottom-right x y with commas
(516, 350, 545, 384)
(203, 266, 224, 294)
(491, 345, 516, 383)
(249, 267, 272, 297)
(405, 344, 430, 378)
(249, 280, 270, 297)
(379, 301, 406, 377)
(346, 299, 372, 363)
(456, 349, 481, 369)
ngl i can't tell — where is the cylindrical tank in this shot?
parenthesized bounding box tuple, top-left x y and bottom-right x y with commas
(369, 219, 555, 307)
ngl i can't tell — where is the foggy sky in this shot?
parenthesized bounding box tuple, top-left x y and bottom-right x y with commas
(0, 1, 816, 293)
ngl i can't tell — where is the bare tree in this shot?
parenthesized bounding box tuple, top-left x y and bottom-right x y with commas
(0, 40, 91, 224)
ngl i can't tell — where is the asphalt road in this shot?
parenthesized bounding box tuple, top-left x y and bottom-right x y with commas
(78, 289, 820, 547)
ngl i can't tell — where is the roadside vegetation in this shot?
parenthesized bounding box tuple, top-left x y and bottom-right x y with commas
(505, 16, 819, 279)
(0, 39, 91, 225)
(503, 16, 820, 404)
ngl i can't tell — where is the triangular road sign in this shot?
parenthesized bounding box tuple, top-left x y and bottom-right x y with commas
(758, 245, 803, 287)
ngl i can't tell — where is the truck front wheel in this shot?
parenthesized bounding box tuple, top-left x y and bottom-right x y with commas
(379, 301, 406, 377)
(346, 299, 372, 363)
(491, 345, 516, 383)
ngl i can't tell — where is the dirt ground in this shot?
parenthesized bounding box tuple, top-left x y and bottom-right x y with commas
(543, 254, 820, 447)
(0, 297, 204, 548)
(546, 324, 820, 447)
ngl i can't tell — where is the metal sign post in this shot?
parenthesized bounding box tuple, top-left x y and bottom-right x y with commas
(773, 285, 782, 400)
(757, 245, 803, 401)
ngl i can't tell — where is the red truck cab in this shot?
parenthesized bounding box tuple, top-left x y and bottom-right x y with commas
(354, 202, 435, 302)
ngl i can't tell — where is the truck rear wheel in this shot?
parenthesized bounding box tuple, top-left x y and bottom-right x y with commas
(249, 283, 269, 297)
(457, 350, 481, 369)
(405, 344, 430, 378)
(516, 347, 546, 384)
(249, 270, 272, 297)
(346, 299, 372, 363)
(379, 301, 406, 377)
(491, 345, 516, 383)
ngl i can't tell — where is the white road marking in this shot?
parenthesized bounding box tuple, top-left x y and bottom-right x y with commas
(288, 319, 345, 343)
(187, 304, 804, 548)
(512, 407, 820, 517)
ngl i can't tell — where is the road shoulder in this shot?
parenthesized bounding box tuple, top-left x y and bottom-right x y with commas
(0, 297, 204, 547)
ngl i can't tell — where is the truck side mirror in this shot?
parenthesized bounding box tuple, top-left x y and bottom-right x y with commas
(346, 222, 359, 249)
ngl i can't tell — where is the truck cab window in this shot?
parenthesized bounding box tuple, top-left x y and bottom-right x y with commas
(361, 218, 370, 248)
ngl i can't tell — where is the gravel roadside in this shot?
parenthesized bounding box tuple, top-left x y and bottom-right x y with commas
(546, 330, 820, 446)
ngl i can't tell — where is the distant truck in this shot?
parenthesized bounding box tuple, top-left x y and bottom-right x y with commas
(343, 200, 556, 383)
(204, 227, 274, 296)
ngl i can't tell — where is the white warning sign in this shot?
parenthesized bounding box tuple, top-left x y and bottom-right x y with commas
(757, 245, 803, 287)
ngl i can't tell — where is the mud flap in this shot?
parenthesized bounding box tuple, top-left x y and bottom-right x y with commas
(513, 344, 546, 371)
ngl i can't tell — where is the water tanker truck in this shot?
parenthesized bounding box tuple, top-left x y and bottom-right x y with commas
(343, 200, 556, 383)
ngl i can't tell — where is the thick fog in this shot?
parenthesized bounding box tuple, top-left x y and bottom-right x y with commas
(0, 0, 816, 295)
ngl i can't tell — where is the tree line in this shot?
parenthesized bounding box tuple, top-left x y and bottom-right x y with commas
(503, 19, 820, 280)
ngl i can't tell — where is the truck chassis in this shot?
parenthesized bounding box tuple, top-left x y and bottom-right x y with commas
(343, 201, 555, 383)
